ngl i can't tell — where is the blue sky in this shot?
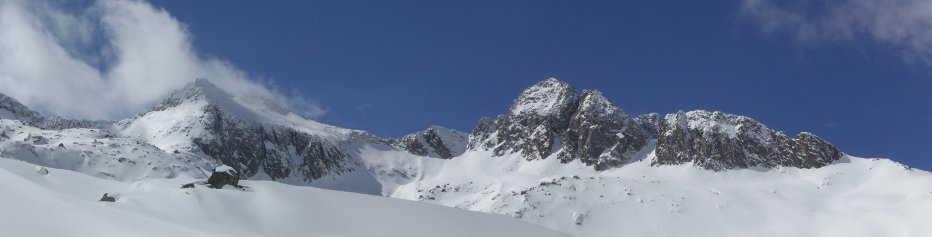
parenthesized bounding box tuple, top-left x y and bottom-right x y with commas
(139, 0, 932, 169)
(6, 1, 927, 169)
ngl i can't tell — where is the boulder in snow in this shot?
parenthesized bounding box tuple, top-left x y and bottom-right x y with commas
(99, 193, 116, 202)
(207, 165, 240, 189)
(35, 166, 48, 175)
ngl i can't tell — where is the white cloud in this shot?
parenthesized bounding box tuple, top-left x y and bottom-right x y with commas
(739, 0, 932, 66)
(0, 0, 325, 119)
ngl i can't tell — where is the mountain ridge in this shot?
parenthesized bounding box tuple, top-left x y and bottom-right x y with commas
(467, 78, 843, 171)
(2, 77, 930, 237)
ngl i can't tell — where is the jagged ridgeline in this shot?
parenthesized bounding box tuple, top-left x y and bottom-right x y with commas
(0, 77, 844, 186)
(467, 78, 844, 171)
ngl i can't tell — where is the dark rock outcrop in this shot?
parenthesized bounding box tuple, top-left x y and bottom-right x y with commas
(471, 79, 652, 170)
(207, 165, 240, 189)
(556, 90, 650, 170)
(653, 110, 843, 170)
(468, 78, 844, 171)
(99, 193, 116, 202)
(191, 109, 352, 182)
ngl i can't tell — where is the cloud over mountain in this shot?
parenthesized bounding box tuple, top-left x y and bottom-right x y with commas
(0, 0, 324, 120)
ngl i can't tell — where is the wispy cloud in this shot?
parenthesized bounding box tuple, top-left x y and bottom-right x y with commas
(739, 0, 932, 66)
(0, 0, 325, 119)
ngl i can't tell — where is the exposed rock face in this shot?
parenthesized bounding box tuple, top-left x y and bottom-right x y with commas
(467, 117, 497, 150)
(469, 78, 844, 171)
(140, 79, 355, 183)
(392, 126, 468, 159)
(633, 113, 662, 138)
(192, 105, 352, 182)
(653, 110, 843, 170)
(207, 165, 240, 188)
(491, 78, 579, 160)
(557, 90, 650, 170)
(471, 79, 652, 170)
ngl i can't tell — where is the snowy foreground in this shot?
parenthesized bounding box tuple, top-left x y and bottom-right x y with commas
(0, 158, 566, 237)
(383, 151, 932, 237)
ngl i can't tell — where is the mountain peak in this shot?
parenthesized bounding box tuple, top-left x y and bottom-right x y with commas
(150, 78, 245, 114)
(508, 78, 577, 117)
(179, 78, 228, 101)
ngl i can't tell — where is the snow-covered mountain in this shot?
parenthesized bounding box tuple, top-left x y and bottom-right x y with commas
(381, 78, 931, 236)
(0, 79, 466, 194)
(2, 77, 930, 237)
(114, 78, 370, 190)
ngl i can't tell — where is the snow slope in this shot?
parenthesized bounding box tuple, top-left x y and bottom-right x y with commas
(0, 158, 567, 237)
(387, 150, 932, 237)
(0, 119, 215, 180)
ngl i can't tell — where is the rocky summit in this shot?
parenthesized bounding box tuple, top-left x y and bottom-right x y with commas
(468, 78, 844, 171)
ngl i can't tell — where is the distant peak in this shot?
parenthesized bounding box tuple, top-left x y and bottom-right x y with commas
(150, 78, 234, 112)
(535, 78, 571, 89)
(0, 93, 44, 125)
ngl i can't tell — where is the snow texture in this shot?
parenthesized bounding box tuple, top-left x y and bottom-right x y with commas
(0, 158, 567, 237)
